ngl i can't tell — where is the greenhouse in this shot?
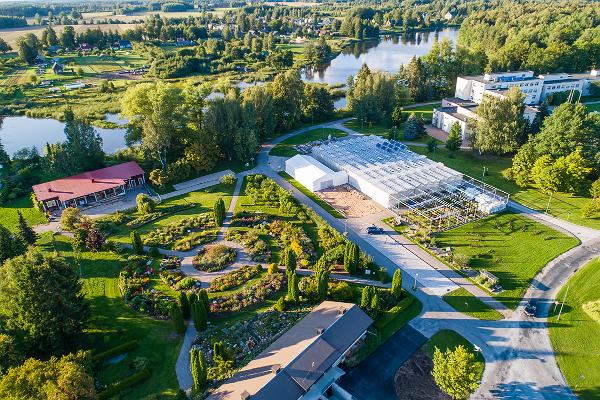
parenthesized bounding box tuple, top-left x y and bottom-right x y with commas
(285, 154, 348, 192)
(311, 136, 509, 231)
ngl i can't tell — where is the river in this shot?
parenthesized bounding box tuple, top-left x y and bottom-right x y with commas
(0, 27, 459, 155)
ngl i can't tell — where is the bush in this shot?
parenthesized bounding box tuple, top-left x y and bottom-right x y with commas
(373, 295, 414, 331)
(220, 173, 236, 186)
(268, 263, 279, 274)
(136, 194, 156, 214)
(328, 281, 355, 302)
(208, 265, 262, 292)
(591, 178, 600, 199)
(98, 368, 151, 399)
(193, 245, 237, 272)
(92, 340, 138, 364)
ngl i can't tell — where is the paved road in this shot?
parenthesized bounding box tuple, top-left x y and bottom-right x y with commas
(340, 325, 427, 400)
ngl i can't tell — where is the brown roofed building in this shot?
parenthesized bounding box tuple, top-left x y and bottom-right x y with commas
(208, 301, 372, 400)
(32, 161, 145, 212)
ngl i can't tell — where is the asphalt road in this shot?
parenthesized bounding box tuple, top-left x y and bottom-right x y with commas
(339, 325, 427, 400)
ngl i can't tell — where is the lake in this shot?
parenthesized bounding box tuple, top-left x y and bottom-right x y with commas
(302, 27, 460, 85)
(0, 115, 127, 156)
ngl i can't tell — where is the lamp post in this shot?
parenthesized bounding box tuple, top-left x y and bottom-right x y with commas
(413, 273, 419, 291)
(557, 280, 570, 321)
(545, 192, 553, 214)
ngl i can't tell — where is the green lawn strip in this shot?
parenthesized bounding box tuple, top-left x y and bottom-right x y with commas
(269, 127, 347, 157)
(442, 288, 504, 320)
(38, 234, 181, 399)
(108, 183, 235, 244)
(548, 258, 600, 399)
(434, 212, 578, 309)
(278, 171, 345, 219)
(342, 119, 389, 136)
(408, 145, 600, 230)
(348, 293, 423, 366)
(0, 196, 47, 232)
(584, 102, 600, 112)
(402, 102, 441, 117)
(424, 329, 484, 382)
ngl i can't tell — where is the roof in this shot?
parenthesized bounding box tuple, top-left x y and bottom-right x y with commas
(208, 301, 372, 400)
(286, 154, 337, 181)
(32, 161, 144, 202)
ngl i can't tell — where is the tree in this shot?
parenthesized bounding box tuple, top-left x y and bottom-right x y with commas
(136, 194, 156, 214)
(0, 351, 95, 400)
(343, 242, 359, 275)
(0, 224, 26, 264)
(582, 199, 600, 218)
(370, 288, 381, 312)
(0, 334, 23, 375)
(446, 122, 462, 151)
(16, 33, 40, 65)
(288, 272, 299, 302)
(191, 301, 207, 331)
(283, 247, 296, 276)
(302, 84, 334, 122)
(198, 289, 210, 315)
(403, 113, 419, 140)
(470, 88, 526, 154)
(270, 70, 304, 132)
(149, 169, 169, 188)
(391, 269, 403, 299)
(427, 137, 438, 153)
(509, 141, 537, 187)
(0, 251, 89, 356)
(131, 231, 144, 255)
(347, 64, 396, 124)
(41, 26, 58, 48)
(591, 178, 600, 199)
(242, 85, 275, 140)
(0, 138, 9, 165)
(315, 258, 330, 301)
(170, 303, 185, 334)
(213, 198, 226, 226)
(401, 56, 428, 102)
(0, 38, 11, 54)
(190, 348, 207, 392)
(432, 345, 479, 399)
(85, 228, 104, 252)
(360, 286, 373, 308)
(60, 26, 76, 49)
(14, 211, 36, 246)
(179, 291, 191, 320)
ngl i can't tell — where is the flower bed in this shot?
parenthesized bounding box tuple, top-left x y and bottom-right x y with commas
(225, 230, 271, 262)
(230, 211, 271, 227)
(172, 229, 218, 251)
(267, 220, 315, 262)
(193, 245, 237, 272)
(208, 265, 263, 293)
(159, 256, 182, 270)
(211, 273, 285, 313)
(143, 213, 214, 248)
(125, 203, 196, 229)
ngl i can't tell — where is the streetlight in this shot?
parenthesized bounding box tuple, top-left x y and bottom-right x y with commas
(557, 280, 570, 321)
(413, 273, 419, 291)
(474, 345, 481, 358)
(545, 192, 554, 214)
(575, 374, 585, 390)
(482, 166, 488, 179)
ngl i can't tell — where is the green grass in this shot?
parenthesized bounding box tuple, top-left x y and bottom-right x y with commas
(0, 196, 47, 232)
(435, 212, 578, 309)
(278, 171, 345, 219)
(549, 258, 600, 400)
(584, 102, 600, 113)
(37, 234, 181, 399)
(424, 329, 484, 381)
(343, 119, 389, 136)
(408, 145, 600, 230)
(269, 128, 347, 157)
(402, 102, 440, 117)
(442, 288, 504, 320)
(108, 183, 236, 244)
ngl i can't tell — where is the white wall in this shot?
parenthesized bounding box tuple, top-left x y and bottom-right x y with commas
(455, 77, 473, 100)
(348, 173, 392, 208)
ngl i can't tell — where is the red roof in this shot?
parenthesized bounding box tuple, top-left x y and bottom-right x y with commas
(32, 161, 144, 203)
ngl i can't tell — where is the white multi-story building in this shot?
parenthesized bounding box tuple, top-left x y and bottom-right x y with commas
(433, 70, 599, 135)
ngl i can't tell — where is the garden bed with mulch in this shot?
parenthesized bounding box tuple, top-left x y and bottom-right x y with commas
(394, 350, 450, 400)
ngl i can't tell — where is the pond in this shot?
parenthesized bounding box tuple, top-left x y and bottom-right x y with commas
(0, 115, 127, 156)
(302, 27, 460, 85)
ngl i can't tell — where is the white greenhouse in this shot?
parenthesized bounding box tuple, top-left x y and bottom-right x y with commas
(285, 154, 348, 192)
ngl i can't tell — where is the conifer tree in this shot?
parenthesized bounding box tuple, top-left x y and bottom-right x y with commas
(170, 303, 185, 334)
(391, 269, 403, 299)
(130, 231, 144, 255)
(179, 291, 191, 319)
(15, 211, 36, 245)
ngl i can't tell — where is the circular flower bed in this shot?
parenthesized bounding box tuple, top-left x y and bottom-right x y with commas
(193, 244, 237, 272)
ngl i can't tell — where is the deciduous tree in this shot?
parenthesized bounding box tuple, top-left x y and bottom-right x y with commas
(432, 345, 479, 400)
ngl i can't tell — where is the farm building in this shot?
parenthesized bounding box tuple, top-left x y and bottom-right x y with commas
(285, 154, 348, 192)
(311, 136, 509, 230)
(32, 161, 145, 212)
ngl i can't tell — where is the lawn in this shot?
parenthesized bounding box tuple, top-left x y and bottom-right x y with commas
(343, 119, 389, 136)
(278, 171, 345, 219)
(434, 212, 579, 309)
(37, 234, 182, 399)
(269, 127, 347, 157)
(0, 196, 47, 232)
(424, 329, 485, 381)
(549, 258, 600, 400)
(108, 183, 236, 244)
(408, 145, 600, 230)
(584, 102, 600, 113)
(442, 288, 504, 320)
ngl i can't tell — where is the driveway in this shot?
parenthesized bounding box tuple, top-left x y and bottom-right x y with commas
(339, 325, 427, 400)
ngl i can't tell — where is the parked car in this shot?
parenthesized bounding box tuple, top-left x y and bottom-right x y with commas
(366, 225, 384, 235)
(523, 301, 537, 317)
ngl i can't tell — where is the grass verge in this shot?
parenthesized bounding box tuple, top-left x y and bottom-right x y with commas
(442, 288, 504, 321)
(548, 258, 600, 400)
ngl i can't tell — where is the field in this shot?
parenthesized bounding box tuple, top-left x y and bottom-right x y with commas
(38, 234, 182, 399)
(408, 145, 600, 230)
(269, 127, 347, 157)
(434, 212, 578, 309)
(549, 258, 600, 400)
(108, 182, 236, 244)
(0, 196, 47, 232)
(442, 288, 504, 320)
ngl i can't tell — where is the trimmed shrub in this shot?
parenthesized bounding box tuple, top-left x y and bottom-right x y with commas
(92, 340, 138, 364)
(98, 368, 151, 399)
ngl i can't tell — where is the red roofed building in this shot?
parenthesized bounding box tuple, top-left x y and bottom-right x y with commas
(32, 161, 145, 212)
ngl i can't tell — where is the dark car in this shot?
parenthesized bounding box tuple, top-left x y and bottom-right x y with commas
(367, 225, 384, 235)
(523, 301, 537, 317)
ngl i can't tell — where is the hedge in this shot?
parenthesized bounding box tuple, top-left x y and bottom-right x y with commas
(92, 340, 138, 364)
(374, 295, 415, 331)
(98, 368, 152, 399)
